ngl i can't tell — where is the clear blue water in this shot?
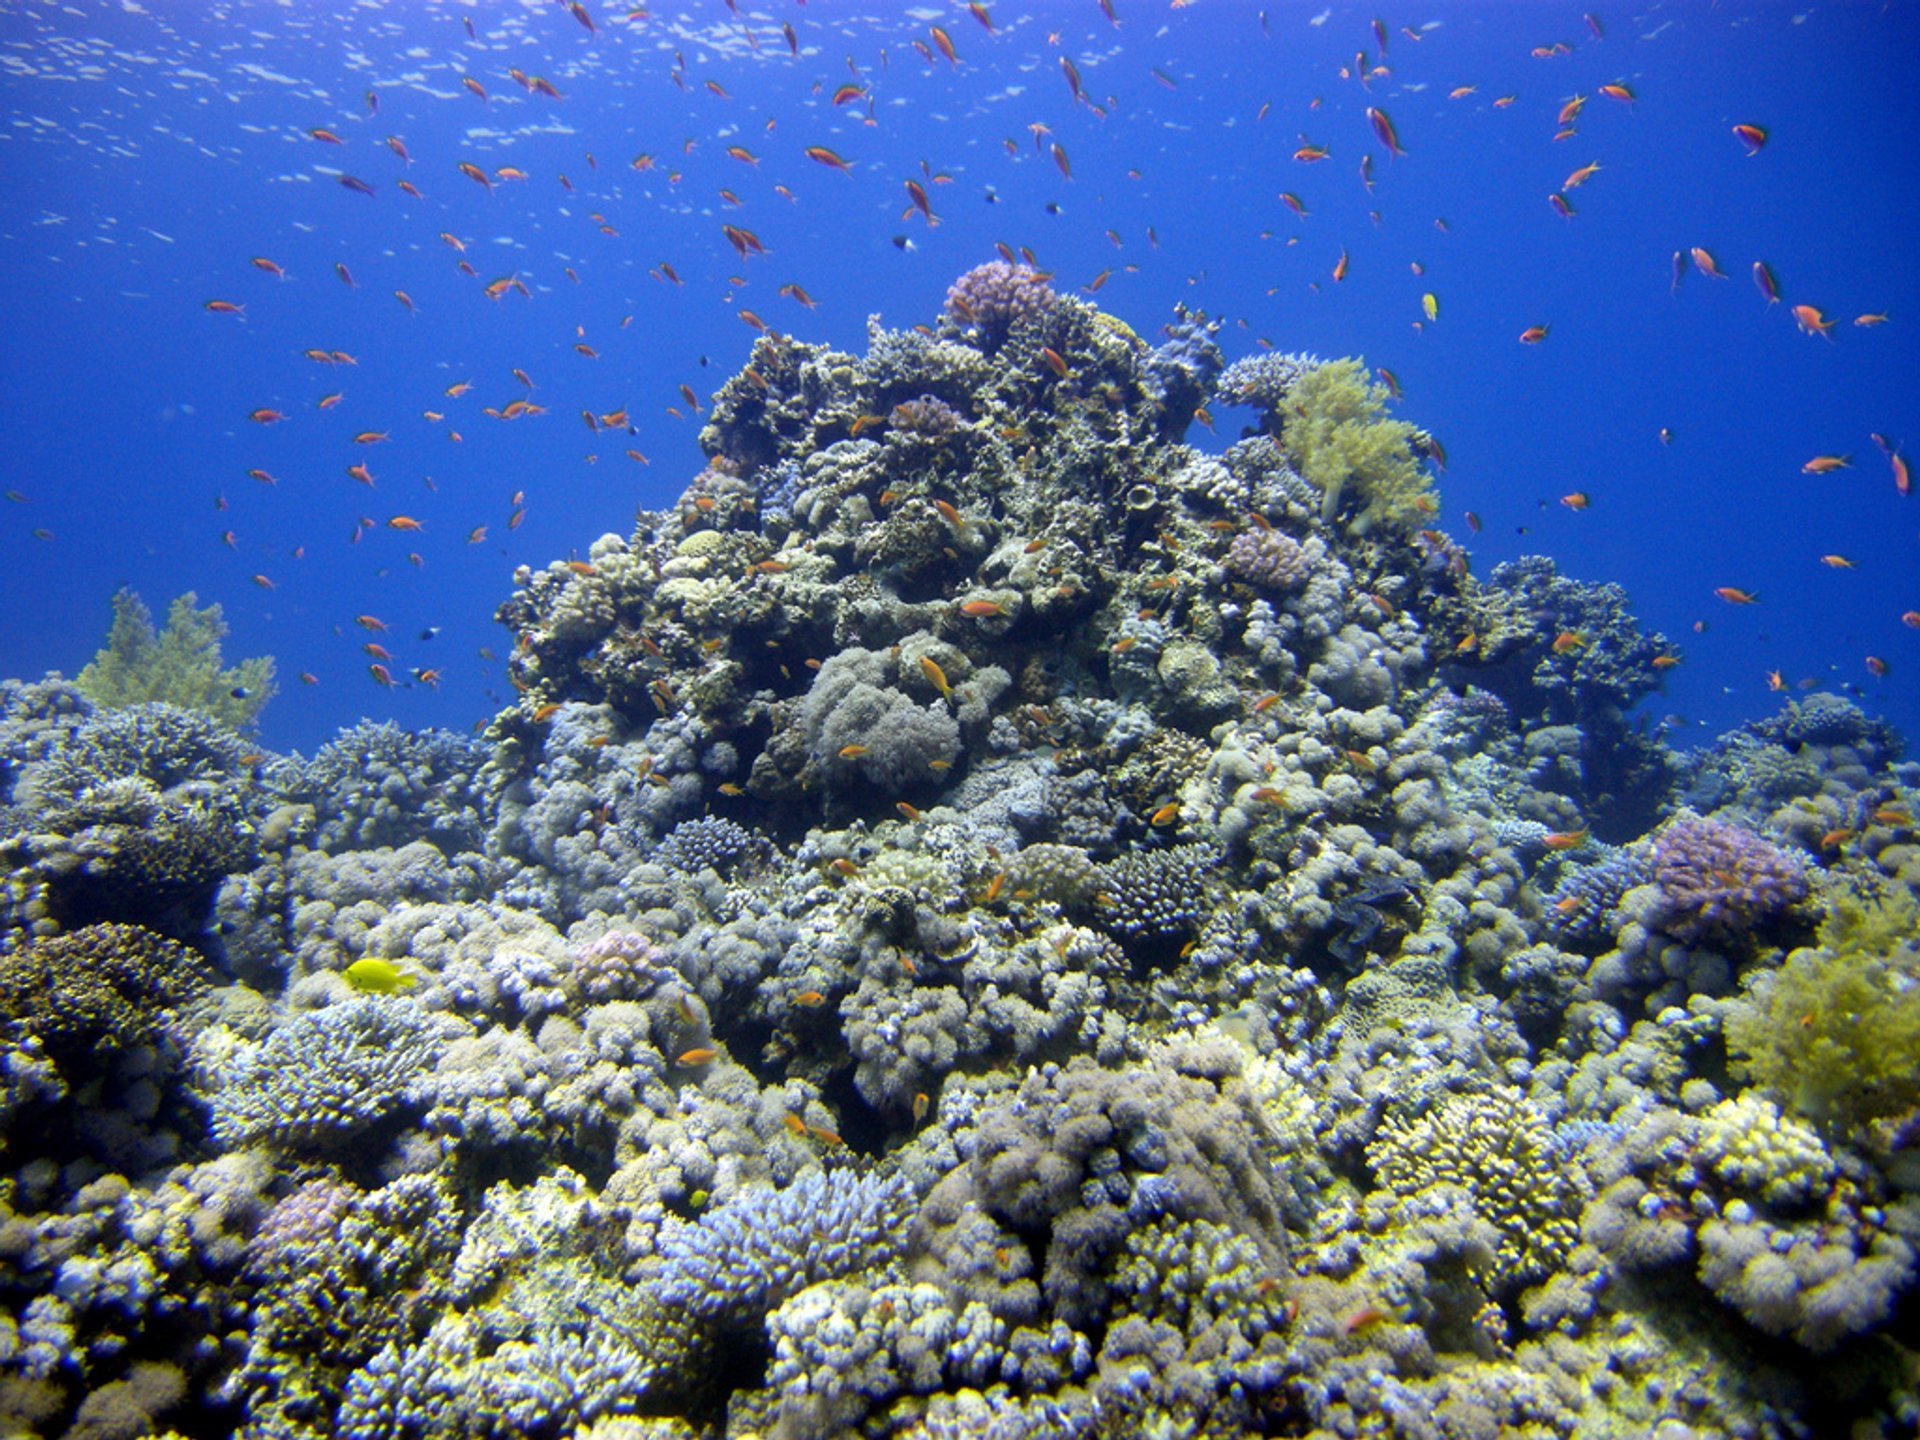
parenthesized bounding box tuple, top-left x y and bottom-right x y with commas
(3, 0, 1915, 754)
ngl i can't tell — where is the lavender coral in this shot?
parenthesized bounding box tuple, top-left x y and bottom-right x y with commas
(944, 261, 1056, 349)
(1650, 812, 1809, 941)
(1223, 525, 1312, 591)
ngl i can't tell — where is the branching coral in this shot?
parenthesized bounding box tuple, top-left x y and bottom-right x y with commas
(1367, 1086, 1589, 1296)
(1651, 812, 1809, 942)
(207, 998, 444, 1153)
(0, 922, 214, 1074)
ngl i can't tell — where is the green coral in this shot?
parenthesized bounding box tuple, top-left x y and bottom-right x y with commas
(1278, 357, 1434, 534)
(75, 588, 275, 730)
(1367, 1086, 1589, 1294)
(1723, 884, 1920, 1132)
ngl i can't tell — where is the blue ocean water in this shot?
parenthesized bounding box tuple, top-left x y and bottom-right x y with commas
(3, 0, 1913, 754)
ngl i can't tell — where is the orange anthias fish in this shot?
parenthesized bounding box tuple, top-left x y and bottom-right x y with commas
(1365, 106, 1405, 157)
(805, 145, 852, 173)
(1689, 247, 1726, 280)
(1732, 123, 1768, 156)
(1519, 325, 1551, 344)
(1714, 587, 1759, 605)
(1801, 455, 1851, 474)
(1792, 304, 1836, 339)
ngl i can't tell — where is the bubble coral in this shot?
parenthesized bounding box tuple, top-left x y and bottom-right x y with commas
(1650, 812, 1809, 942)
(944, 262, 1057, 350)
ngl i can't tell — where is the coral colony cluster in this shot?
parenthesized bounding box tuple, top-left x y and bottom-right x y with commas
(3, 267, 1919, 1438)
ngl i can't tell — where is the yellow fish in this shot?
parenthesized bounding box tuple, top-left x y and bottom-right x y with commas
(344, 957, 417, 994)
(1422, 292, 1438, 322)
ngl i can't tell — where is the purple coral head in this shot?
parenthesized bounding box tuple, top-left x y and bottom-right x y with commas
(569, 928, 672, 1003)
(1224, 527, 1310, 591)
(1651, 813, 1809, 941)
(889, 395, 965, 439)
(945, 262, 1056, 347)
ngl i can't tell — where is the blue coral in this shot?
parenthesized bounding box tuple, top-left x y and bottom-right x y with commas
(209, 998, 443, 1153)
(654, 1171, 917, 1326)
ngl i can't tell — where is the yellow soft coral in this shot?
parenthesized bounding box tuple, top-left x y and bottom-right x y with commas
(1278, 358, 1434, 534)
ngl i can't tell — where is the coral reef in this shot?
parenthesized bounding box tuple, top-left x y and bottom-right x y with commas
(6, 273, 1917, 1439)
(1650, 811, 1810, 943)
